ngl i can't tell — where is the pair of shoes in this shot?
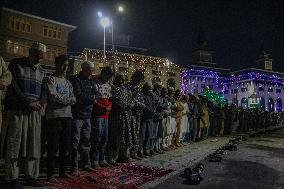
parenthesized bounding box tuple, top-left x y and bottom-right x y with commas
(24, 178, 45, 187)
(99, 160, 111, 167)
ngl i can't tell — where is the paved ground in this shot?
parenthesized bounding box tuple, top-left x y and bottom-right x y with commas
(153, 128, 284, 189)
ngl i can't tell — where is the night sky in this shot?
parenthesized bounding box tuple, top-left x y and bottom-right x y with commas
(2, 0, 284, 71)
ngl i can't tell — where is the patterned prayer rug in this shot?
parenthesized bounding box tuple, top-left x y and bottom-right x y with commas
(39, 163, 173, 189)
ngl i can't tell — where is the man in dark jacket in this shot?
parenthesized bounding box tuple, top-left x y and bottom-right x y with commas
(69, 61, 100, 176)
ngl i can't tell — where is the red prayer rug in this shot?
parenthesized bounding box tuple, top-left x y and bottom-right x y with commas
(39, 163, 173, 189)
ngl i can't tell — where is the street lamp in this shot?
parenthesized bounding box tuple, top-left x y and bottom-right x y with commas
(98, 6, 124, 66)
(118, 6, 124, 13)
(99, 17, 110, 63)
(97, 11, 103, 18)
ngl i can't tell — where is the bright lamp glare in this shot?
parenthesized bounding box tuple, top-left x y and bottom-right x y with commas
(97, 11, 103, 18)
(100, 17, 110, 27)
(118, 6, 124, 12)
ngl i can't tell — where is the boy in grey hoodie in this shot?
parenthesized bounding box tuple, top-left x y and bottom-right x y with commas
(45, 55, 76, 179)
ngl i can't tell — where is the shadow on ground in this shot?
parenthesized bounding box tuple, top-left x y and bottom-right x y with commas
(244, 144, 284, 158)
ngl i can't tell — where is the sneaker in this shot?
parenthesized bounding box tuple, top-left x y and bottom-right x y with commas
(24, 178, 45, 187)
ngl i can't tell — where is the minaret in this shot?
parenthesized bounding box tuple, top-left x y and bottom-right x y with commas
(192, 25, 215, 65)
(256, 51, 273, 71)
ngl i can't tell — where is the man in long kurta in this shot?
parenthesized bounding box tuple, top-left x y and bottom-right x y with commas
(172, 90, 184, 147)
(1, 42, 46, 188)
(199, 97, 209, 139)
(106, 73, 133, 165)
(0, 56, 12, 134)
(125, 71, 145, 160)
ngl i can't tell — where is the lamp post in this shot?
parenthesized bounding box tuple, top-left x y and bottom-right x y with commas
(98, 5, 124, 52)
(99, 17, 110, 64)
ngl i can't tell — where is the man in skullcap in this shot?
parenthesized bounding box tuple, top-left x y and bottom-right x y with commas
(69, 61, 100, 176)
(1, 42, 46, 187)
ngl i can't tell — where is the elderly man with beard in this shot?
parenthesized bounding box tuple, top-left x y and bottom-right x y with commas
(1, 42, 47, 188)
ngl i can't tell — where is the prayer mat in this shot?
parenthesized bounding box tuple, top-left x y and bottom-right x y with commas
(39, 163, 173, 189)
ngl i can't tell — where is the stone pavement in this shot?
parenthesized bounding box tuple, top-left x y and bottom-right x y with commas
(139, 136, 232, 189)
(153, 127, 284, 189)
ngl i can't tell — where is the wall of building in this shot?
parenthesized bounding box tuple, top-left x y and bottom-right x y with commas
(73, 49, 182, 90)
(0, 8, 75, 66)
